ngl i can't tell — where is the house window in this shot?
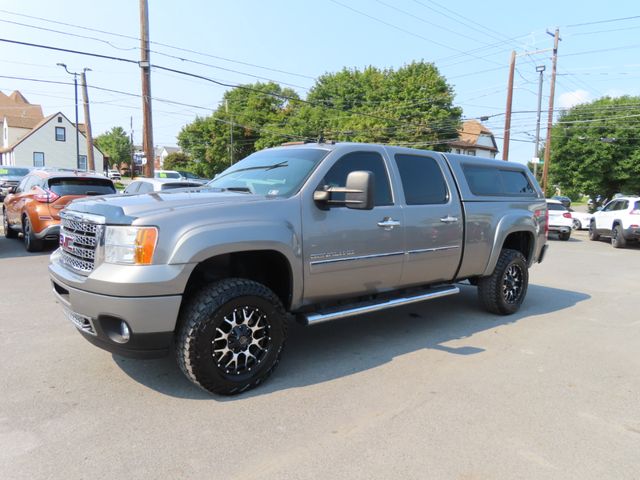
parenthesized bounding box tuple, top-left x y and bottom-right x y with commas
(78, 155, 87, 171)
(55, 127, 66, 142)
(57, 116, 63, 123)
(33, 152, 45, 167)
(467, 149, 476, 156)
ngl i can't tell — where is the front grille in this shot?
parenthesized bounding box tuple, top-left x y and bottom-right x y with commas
(59, 212, 103, 275)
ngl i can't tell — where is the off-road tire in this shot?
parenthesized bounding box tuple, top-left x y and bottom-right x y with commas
(176, 278, 287, 395)
(611, 224, 626, 249)
(23, 215, 44, 252)
(589, 221, 600, 241)
(3, 208, 18, 239)
(477, 248, 528, 315)
(559, 231, 571, 241)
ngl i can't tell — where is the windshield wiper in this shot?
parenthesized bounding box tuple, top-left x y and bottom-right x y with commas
(215, 161, 288, 180)
(224, 187, 252, 193)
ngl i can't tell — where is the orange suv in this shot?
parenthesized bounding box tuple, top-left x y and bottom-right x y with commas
(2, 169, 116, 251)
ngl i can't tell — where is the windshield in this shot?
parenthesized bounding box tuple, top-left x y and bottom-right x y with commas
(0, 167, 30, 178)
(207, 148, 329, 197)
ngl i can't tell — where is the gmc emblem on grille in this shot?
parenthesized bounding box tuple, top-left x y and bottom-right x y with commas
(60, 234, 75, 249)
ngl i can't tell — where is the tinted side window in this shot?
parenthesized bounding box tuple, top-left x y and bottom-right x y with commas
(394, 154, 448, 205)
(463, 165, 535, 196)
(602, 201, 617, 212)
(322, 151, 392, 207)
(502, 170, 534, 194)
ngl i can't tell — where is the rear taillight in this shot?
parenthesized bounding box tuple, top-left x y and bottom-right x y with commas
(562, 212, 572, 219)
(34, 189, 60, 203)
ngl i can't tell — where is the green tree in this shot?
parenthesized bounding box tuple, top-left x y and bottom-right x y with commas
(162, 152, 191, 171)
(549, 96, 640, 201)
(177, 82, 301, 177)
(94, 127, 132, 168)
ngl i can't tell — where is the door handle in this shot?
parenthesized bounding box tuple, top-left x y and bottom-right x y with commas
(377, 217, 401, 230)
(440, 215, 459, 224)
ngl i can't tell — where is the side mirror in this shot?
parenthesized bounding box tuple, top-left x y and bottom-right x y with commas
(313, 170, 374, 210)
(9, 186, 17, 194)
(596, 206, 603, 211)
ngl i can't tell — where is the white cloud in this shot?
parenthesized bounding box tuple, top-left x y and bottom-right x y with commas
(558, 89, 592, 109)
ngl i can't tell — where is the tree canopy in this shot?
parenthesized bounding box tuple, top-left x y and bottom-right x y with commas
(94, 127, 132, 168)
(549, 96, 640, 200)
(177, 61, 461, 176)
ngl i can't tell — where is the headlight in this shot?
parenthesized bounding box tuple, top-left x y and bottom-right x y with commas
(104, 226, 158, 265)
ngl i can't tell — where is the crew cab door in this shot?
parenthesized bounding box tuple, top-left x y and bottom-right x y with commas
(391, 152, 463, 286)
(302, 148, 404, 304)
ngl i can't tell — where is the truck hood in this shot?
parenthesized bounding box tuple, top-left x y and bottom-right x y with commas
(66, 188, 274, 224)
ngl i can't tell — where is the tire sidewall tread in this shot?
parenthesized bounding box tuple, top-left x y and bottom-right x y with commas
(477, 249, 529, 315)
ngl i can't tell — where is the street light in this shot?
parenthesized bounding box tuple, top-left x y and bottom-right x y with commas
(57, 63, 80, 169)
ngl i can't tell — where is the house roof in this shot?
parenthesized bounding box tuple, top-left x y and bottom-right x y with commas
(0, 90, 44, 123)
(449, 119, 498, 152)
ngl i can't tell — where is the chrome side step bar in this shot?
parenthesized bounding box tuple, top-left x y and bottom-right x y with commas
(300, 285, 460, 326)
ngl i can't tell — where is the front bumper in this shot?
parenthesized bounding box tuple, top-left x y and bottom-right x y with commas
(49, 263, 183, 359)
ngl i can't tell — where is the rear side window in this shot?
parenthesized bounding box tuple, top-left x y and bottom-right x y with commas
(48, 178, 116, 196)
(322, 151, 392, 206)
(394, 154, 448, 205)
(137, 182, 154, 193)
(463, 165, 535, 196)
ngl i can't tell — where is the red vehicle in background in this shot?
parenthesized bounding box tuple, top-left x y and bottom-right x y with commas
(2, 169, 116, 251)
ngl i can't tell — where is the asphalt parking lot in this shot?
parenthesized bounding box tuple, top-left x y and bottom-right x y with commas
(1, 224, 639, 479)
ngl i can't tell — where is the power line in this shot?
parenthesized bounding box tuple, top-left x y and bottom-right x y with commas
(566, 15, 640, 28)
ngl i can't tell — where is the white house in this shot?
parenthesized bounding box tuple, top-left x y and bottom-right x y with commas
(154, 145, 181, 169)
(0, 112, 104, 171)
(449, 120, 499, 159)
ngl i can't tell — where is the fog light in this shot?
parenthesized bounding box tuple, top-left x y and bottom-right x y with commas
(120, 321, 131, 343)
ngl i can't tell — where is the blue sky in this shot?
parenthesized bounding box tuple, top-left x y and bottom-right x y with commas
(0, 0, 638, 164)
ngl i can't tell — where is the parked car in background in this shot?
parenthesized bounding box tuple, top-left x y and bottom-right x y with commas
(589, 196, 640, 248)
(176, 170, 209, 184)
(546, 199, 572, 240)
(0, 166, 31, 202)
(123, 178, 203, 194)
(568, 208, 593, 230)
(552, 195, 571, 208)
(107, 169, 121, 181)
(3, 169, 116, 251)
(154, 169, 182, 180)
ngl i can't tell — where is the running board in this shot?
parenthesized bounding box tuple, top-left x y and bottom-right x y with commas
(300, 285, 460, 326)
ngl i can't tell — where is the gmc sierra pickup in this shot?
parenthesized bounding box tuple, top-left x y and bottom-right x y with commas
(49, 142, 548, 394)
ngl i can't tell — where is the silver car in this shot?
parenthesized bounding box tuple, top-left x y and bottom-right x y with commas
(123, 178, 203, 194)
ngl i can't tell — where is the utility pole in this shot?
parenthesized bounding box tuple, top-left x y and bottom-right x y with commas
(57, 63, 80, 170)
(80, 68, 95, 172)
(533, 65, 546, 178)
(225, 99, 234, 164)
(542, 28, 560, 194)
(502, 50, 516, 161)
(130, 116, 135, 176)
(139, 0, 154, 177)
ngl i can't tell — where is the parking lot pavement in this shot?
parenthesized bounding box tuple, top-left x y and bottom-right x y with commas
(1, 225, 639, 480)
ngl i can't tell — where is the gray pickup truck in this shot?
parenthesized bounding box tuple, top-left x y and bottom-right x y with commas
(49, 142, 548, 394)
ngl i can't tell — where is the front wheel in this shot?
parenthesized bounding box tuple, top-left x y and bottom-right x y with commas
(478, 249, 529, 315)
(589, 221, 600, 241)
(3, 208, 18, 239)
(176, 278, 287, 395)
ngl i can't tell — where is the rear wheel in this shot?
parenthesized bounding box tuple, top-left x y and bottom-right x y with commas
(23, 215, 44, 252)
(478, 249, 529, 315)
(611, 224, 626, 249)
(559, 231, 571, 241)
(588, 221, 600, 241)
(176, 278, 287, 395)
(3, 208, 18, 239)
(572, 219, 581, 230)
